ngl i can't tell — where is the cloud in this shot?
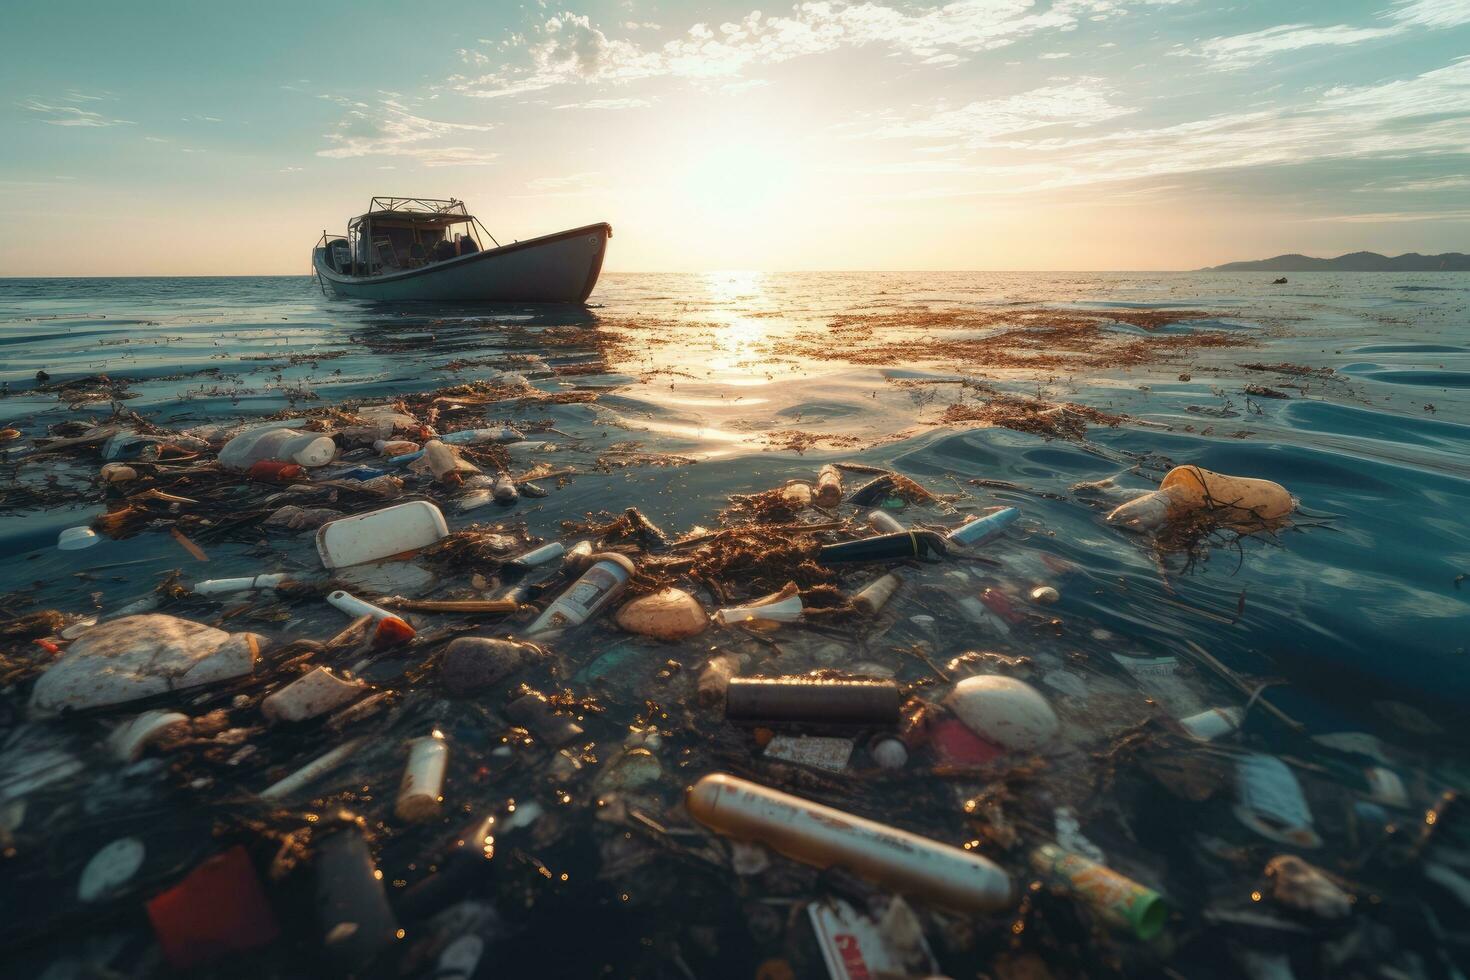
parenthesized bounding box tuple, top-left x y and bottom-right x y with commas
(1370, 174, 1470, 192)
(19, 99, 133, 127)
(515, 171, 607, 197)
(1306, 209, 1470, 222)
(554, 97, 653, 109)
(1387, 0, 1470, 28)
(870, 56, 1470, 194)
(861, 78, 1134, 148)
(318, 100, 497, 166)
(451, 1, 1161, 98)
(1179, 23, 1405, 70)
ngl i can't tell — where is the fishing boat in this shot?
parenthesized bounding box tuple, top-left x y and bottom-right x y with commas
(312, 197, 610, 304)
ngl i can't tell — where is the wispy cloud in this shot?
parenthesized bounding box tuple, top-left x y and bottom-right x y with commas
(1179, 23, 1405, 70)
(873, 56, 1470, 192)
(1306, 209, 1470, 222)
(318, 100, 497, 166)
(451, 2, 1166, 98)
(19, 98, 133, 127)
(1387, 0, 1470, 28)
(554, 97, 653, 109)
(1369, 174, 1470, 192)
(860, 79, 1134, 148)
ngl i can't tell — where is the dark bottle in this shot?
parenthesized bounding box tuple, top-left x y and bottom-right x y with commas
(818, 530, 949, 565)
(725, 676, 902, 727)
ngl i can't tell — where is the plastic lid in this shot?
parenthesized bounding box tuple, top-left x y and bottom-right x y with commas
(58, 526, 101, 550)
(291, 435, 337, 467)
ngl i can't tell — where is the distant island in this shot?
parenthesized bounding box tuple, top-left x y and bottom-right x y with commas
(1203, 251, 1469, 272)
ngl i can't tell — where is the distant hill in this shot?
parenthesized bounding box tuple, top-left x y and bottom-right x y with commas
(1203, 251, 1470, 272)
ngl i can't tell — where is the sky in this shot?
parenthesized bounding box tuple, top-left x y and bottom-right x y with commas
(2, 0, 1468, 275)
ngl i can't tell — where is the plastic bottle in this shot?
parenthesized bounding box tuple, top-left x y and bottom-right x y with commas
(422, 439, 470, 482)
(374, 439, 419, 456)
(440, 426, 523, 445)
(509, 541, 564, 569)
(392, 814, 496, 922)
(725, 677, 902, 727)
(1107, 465, 1295, 531)
(396, 732, 448, 822)
(818, 530, 949, 565)
(524, 553, 636, 636)
(947, 506, 1020, 546)
(867, 510, 904, 534)
(687, 773, 1013, 912)
(218, 428, 335, 471)
(262, 667, 366, 724)
(1031, 844, 1166, 940)
(815, 465, 843, 507)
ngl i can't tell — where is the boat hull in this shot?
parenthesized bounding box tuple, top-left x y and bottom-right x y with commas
(313, 223, 610, 303)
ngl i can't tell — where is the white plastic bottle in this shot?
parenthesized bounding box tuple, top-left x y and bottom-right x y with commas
(219, 427, 336, 471)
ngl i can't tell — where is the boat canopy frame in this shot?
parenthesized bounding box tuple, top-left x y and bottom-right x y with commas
(329, 196, 503, 278)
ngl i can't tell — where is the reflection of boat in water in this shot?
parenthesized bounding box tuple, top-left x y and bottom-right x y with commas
(312, 197, 610, 304)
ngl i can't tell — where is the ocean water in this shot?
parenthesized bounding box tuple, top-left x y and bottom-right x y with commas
(1, 272, 1468, 976)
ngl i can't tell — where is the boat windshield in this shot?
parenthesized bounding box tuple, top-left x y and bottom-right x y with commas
(337, 197, 496, 277)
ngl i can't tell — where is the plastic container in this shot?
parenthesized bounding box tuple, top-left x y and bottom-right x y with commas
(396, 732, 448, 822)
(492, 473, 519, 504)
(441, 426, 523, 445)
(818, 530, 949, 565)
(687, 773, 1013, 912)
(218, 427, 335, 472)
(262, 667, 366, 724)
(316, 500, 448, 568)
(1179, 706, 1244, 741)
(1031, 844, 1167, 940)
(524, 553, 635, 636)
(726, 677, 902, 727)
(947, 506, 1020, 546)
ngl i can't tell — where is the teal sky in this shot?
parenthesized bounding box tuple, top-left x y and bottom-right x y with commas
(2, 0, 1467, 274)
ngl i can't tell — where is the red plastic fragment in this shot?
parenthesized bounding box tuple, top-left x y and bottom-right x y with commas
(146, 845, 280, 968)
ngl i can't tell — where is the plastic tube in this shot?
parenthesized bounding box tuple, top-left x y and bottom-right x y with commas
(259, 738, 364, 801)
(262, 667, 366, 724)
(687, 773, 1013, 911)
(726, 677, 901, 727)
(193, 573, 291, 596)
(327, 590, 396, 621)
(396, 733, 449, 822)
(1031, 844, 1166, 940)
(714, 590, 803, 626)
(818, 530, 949, 565)
(947, 507, 1020, 546)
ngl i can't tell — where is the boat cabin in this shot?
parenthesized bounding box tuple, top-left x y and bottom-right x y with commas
(319, 197, 499, 277)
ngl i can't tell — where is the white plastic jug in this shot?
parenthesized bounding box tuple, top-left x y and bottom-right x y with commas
(316, 501, 448, 568)
(219, 427, 336, 471)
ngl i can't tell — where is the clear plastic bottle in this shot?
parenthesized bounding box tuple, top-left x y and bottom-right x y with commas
(218, 427, 335, 471)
